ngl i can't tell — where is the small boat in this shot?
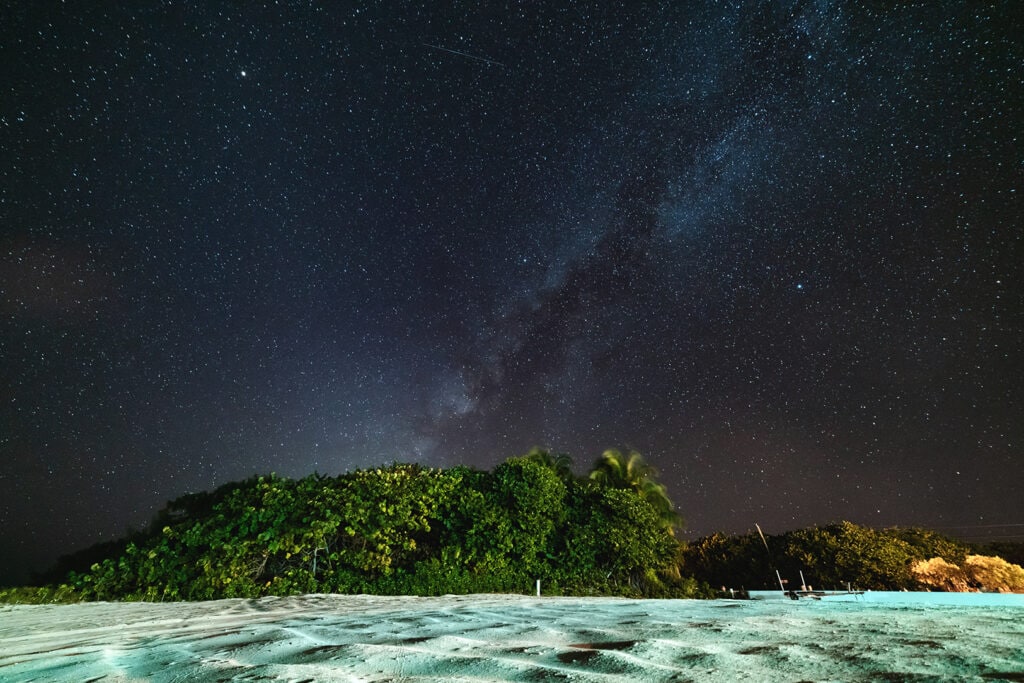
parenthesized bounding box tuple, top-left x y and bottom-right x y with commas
(787, 572, 864, 600)
(747, 585, 865, 601)
(787, 588, 864, 601)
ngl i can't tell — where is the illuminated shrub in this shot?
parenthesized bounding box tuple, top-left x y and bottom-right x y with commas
(963, 555, 1024, 592)
(910, 557, 970, 592)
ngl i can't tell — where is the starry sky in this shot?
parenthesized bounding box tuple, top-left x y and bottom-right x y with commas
(2, 2, 1022, 585)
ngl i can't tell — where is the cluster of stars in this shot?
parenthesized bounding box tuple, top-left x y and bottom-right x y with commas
(0, 2, 1020, 585)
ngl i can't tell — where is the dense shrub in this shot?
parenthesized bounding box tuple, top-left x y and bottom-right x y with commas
(52, 457, 693, 601)
(681, 521, 1000, 592)
(963, 555, 1024, 592)
(910, 557, 971, 591)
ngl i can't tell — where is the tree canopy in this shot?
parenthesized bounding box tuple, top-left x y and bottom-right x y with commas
(588, 449, 683, 533)
(53, 453, 696, 601)
(10, 447, 1018, 605)
(680, 521, 1018, 592)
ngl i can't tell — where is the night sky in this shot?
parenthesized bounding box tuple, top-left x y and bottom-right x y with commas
(2, 2, 1022, 585)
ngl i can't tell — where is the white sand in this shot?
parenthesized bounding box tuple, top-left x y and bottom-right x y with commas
(2, 593, 1022, 681)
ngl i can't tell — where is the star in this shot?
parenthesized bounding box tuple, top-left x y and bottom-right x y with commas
(0, 1, 1019, 586)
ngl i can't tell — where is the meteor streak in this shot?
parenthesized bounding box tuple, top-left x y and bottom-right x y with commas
(422, 42, 505, 68)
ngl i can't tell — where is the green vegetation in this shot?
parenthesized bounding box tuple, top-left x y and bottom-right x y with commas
(6, 448, 1020, 604)
(682, 521, 1023, 592)
(9, 452, 698, 602)
(0, 584, 81, 605)
(588, 449, 683, 533)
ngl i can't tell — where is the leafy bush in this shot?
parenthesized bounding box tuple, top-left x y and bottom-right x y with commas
(51, 455, 688, 601)
(963, 555, 1024, 592)
(681, 531, 775, 590)
(910, 557, 971, 591)
(682, 521, 986, 592)
(782, 522, 918, 590)
(0, 584, 81, 604)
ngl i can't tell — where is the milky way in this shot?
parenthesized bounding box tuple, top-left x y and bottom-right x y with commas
(2, 2, 1021, 584)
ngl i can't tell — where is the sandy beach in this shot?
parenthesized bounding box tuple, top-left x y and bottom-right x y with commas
(2, 593, 1023, 681)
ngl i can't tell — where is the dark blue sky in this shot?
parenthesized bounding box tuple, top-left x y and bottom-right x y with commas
(2, 1, 1022, 585)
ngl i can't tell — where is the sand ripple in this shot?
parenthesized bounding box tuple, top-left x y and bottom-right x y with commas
(2, 594, 1023, 681)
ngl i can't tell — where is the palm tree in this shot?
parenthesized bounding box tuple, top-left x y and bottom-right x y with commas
(588, 449, 683, 533)
(524, 447, 576, 483)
